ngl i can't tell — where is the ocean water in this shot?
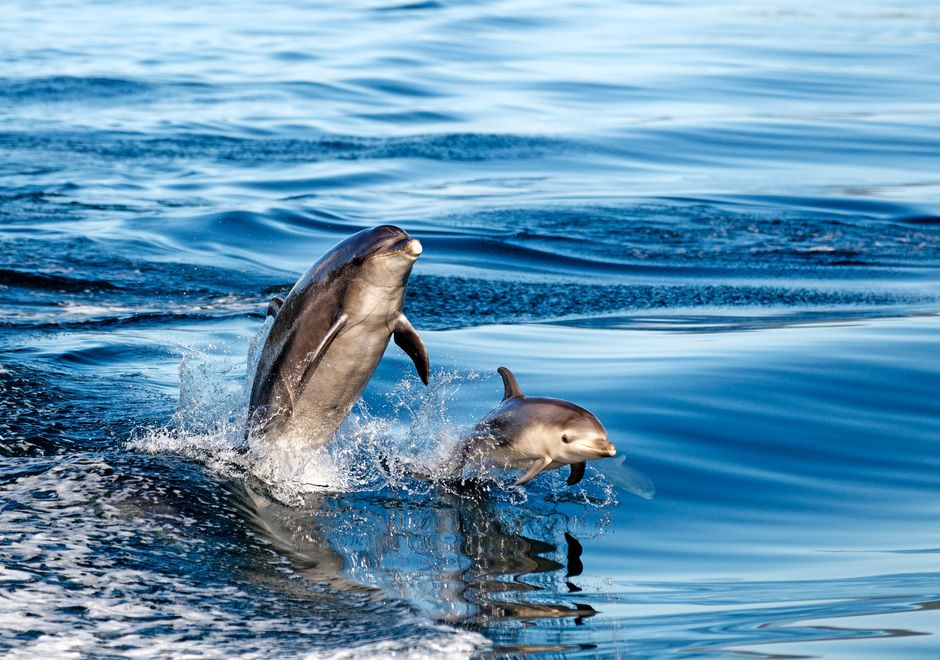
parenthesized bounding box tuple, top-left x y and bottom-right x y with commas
(2, 0, 940, 657)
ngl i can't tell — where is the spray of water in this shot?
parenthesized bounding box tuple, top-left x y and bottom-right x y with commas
(128, 320, 487, 504)
(130, 320, 629, 509)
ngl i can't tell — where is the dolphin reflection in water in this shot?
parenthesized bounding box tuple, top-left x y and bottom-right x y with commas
(239, 483, 604, 636)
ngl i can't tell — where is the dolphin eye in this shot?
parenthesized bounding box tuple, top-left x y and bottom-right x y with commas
(562, 434, 570, 443)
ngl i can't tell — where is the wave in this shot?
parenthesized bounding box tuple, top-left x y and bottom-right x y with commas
(430, 201, 940, 269)
(38, 199, 937, 276)
(0, 268, 118, 292)
(0, 76, 154, 103)
(406, 274, 939, 329)
(2, 199, 938, 334)
(0, 130, 581, 163)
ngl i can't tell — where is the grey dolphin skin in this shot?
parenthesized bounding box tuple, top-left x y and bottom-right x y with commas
(463, 367, 616, 486)
(248, 225, 428, 449)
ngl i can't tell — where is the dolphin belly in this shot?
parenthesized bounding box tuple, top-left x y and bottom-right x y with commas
(275, 322, 392, 448)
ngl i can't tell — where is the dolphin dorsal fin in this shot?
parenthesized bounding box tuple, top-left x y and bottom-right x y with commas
(266, 295, 285, 317)
(497, 366, 523, 401)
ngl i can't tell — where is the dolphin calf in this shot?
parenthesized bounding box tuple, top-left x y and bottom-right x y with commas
(462, 367, 616, 486)
(247, 225, 429, 450)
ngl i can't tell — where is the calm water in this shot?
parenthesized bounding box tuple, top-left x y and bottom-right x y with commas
(3, 0, 940, 657)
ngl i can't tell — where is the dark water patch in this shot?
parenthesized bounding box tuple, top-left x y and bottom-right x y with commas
(0, 362, 157, 458)
(240, 170, 400, 193)
(404, 275, 937, 329)
(0, 289, 268, 331)
(0, 268, 118, 293)
(727, 193, 927, 218)
(278, 80, 374, 103)
(271, 50, 320, 62)
(0, 76, 153, 103)
(374, 132, 574, 160)
(352, 109, 460, 124)
(0, 236, 270, 294)
(55, 342, 171, 368)
(14, 310, 262, 333)
(345, 77, 442, 98)
(374, 0, 445, 11)
(0, 131, 579, 165)
(896, 215, 940, 226)
(0, 365, 79, 458)
(436, 202, 940, 269)
(0, 188, 68, 204)
(0, 237, 275, 329)
(0, 188, 92, 225)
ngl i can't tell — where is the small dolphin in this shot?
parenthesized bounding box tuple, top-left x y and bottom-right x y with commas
(248, 225, 428, 449)
(463, 367, 616, 486)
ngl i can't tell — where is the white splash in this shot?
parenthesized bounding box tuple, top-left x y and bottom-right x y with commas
(130, 319, 638, 508)
(128, 318, 486, 505)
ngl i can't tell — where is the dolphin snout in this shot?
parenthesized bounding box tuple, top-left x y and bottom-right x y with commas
(593, 438, 616, 457)
(389, 237, 422, 259)
(405, 238, 422, 258)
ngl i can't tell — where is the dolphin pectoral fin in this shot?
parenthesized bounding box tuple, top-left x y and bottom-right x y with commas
(515, 457, 551, 486)
(567, 461, 586, 486)
(300, 312, 348, 386)
(393, 314, 429, 385)
(266, 295, 285, 317)
(497, 366, 523, 400)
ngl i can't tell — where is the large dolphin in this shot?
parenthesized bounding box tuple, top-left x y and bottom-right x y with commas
(462, 367, 616, 486)
(247, 225, 429, 449)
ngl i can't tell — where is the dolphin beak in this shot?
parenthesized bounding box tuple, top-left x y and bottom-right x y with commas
(606, 443, 617, 457)
(405, 238, 422, 258)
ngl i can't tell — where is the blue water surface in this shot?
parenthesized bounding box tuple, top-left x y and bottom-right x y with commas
(2, 0, 940, 657)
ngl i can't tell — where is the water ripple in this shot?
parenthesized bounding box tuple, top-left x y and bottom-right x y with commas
(3, 0, 940, 655)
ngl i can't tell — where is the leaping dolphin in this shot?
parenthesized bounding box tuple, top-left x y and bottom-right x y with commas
(247, 225, 429, 450)
(462, 367, 617, 486)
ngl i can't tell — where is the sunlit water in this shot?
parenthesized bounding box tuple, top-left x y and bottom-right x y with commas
(2, 0, 940, 657)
